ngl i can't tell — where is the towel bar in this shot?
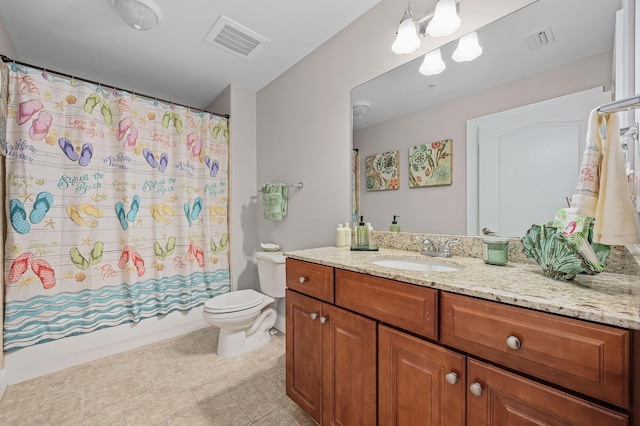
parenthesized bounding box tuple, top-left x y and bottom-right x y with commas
(258, 182, 303, 192)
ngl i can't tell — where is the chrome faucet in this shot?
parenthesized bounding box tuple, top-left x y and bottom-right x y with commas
(421, 238, 458, 258)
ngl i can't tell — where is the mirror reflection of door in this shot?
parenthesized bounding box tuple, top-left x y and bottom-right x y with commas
(467, 87, 612, 237)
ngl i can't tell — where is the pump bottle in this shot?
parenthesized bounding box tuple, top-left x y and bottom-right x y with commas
(390, 215, 401, 232)
(356, 216, 369, 247)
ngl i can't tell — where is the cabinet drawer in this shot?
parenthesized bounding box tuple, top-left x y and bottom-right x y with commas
(441, 292, 630, 408)
(335, 269, 437, 340)
(286, 259, 334, 303)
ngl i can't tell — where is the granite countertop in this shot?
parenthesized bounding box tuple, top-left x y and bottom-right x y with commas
(284, 246, 640, 331)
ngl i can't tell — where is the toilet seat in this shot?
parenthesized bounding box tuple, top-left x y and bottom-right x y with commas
(204, 289, 268, 314)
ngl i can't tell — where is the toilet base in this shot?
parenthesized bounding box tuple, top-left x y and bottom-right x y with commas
(216, 307, 277, 357)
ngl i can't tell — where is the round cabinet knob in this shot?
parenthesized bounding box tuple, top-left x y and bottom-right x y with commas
(310, 313, 318, 320)
(505, 335, 521, 350)
(469, 382, 483, 397)
(320, 316, 328, 324)
(445, 372, 458, 385)
(298, 276, 307, 284)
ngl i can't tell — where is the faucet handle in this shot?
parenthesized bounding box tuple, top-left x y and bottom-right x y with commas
(422, 238, 438, 251)
(443, 239, 459, 254)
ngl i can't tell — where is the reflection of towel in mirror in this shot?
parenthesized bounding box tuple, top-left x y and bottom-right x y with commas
(262, 183, 288, 221)
(570, 108, 639, 244)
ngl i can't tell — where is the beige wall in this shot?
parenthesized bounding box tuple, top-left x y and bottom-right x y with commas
(206, 85, 260, 293)
(0, 15, 16, 58)
(256, 0, 535, 250)
(354, 51, 613, 234)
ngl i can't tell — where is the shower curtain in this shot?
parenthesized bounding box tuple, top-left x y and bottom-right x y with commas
(1, 61, 230, 352)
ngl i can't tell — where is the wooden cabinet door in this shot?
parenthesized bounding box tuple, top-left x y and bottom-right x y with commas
(378, 325, 465, 426)
(466, 359, 628, 426)
(286, 289, 323, 423)
(322, 303, 377, 426)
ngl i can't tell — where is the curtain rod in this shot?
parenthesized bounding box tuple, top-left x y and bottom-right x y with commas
(0, 54, 229, 119)
(597, 93, 640, 114)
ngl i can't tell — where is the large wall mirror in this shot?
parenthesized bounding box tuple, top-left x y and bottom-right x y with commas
(352, 0, 620, 236)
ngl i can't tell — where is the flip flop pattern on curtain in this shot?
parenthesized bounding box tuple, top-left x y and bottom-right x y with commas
(2, 62, 230, 352)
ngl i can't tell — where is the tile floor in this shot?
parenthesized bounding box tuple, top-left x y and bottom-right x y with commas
(0, 327, 316, 426)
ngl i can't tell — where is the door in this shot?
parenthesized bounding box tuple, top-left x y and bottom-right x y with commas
(466, 359, 628, 426)
(322, 303, 377, 426)
(467, 87, 612, 237)
(378, 325, 465, 426)
(286, 290, 323, 423)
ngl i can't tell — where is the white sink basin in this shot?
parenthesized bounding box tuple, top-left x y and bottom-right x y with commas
(370, 258, 461, 272)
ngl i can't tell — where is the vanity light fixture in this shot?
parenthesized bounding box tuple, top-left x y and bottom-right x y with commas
(353, 101, 371, 118)
(392, 3, 421, 54)
(419, 48, 446, 76)
(452, 31, 482, 62)
(112, 0, 163, 31)
(425, 0, 461, 37)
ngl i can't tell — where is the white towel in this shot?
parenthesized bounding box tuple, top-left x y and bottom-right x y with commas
(571, 108, 640, 244)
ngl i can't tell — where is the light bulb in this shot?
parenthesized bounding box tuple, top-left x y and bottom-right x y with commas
(419, 49, 446, 76)
(426, 0, 461, 37)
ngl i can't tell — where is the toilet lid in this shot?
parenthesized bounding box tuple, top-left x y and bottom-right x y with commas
(204, 289, 266, 313)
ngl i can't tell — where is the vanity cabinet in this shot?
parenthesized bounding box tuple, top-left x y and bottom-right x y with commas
(286, 259, 634, 425)
(285, 288, 376, 425)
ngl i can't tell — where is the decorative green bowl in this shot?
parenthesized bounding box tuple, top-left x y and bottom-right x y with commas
(521, 224, 610, 281)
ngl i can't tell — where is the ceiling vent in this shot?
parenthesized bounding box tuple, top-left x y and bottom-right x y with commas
(524, 26, 556, 51)
(204, 15, 269, 60)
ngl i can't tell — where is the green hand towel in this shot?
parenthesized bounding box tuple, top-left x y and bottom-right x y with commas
(262, 183, 288, 221)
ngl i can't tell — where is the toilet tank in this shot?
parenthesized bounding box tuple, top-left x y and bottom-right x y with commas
(255, 251, 286, 298)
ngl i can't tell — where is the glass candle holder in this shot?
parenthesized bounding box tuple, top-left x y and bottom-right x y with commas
(482, 237, 509, 265)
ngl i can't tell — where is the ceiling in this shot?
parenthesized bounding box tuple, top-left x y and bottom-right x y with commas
(352, 0, 620, 130)
(0, 0, 381, 109)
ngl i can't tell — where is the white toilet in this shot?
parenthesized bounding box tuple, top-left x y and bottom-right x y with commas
(202, 251, 286, 357)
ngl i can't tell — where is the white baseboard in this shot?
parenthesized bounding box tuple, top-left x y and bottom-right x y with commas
(5, 306, 208, 385)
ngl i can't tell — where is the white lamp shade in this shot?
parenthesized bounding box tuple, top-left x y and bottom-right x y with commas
(419, 49, 446, 76)
(426, 0, 461, 37)
(392, 18, 421, 54)
(113, 0, 163, 31)
(452, 31, 483, 62)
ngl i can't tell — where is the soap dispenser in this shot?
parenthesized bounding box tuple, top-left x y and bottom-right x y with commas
(390, 215, 400, 232)
(356, 216, 369, 247)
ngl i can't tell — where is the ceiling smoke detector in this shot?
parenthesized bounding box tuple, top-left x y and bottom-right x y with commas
(353, 101, 371, 118)
(112, 0, 162, 31)
(204, 15, 269, 60)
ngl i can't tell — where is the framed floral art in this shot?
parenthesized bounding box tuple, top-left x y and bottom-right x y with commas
(409, 139, 452, 187)
(365, 150, 399, 191)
